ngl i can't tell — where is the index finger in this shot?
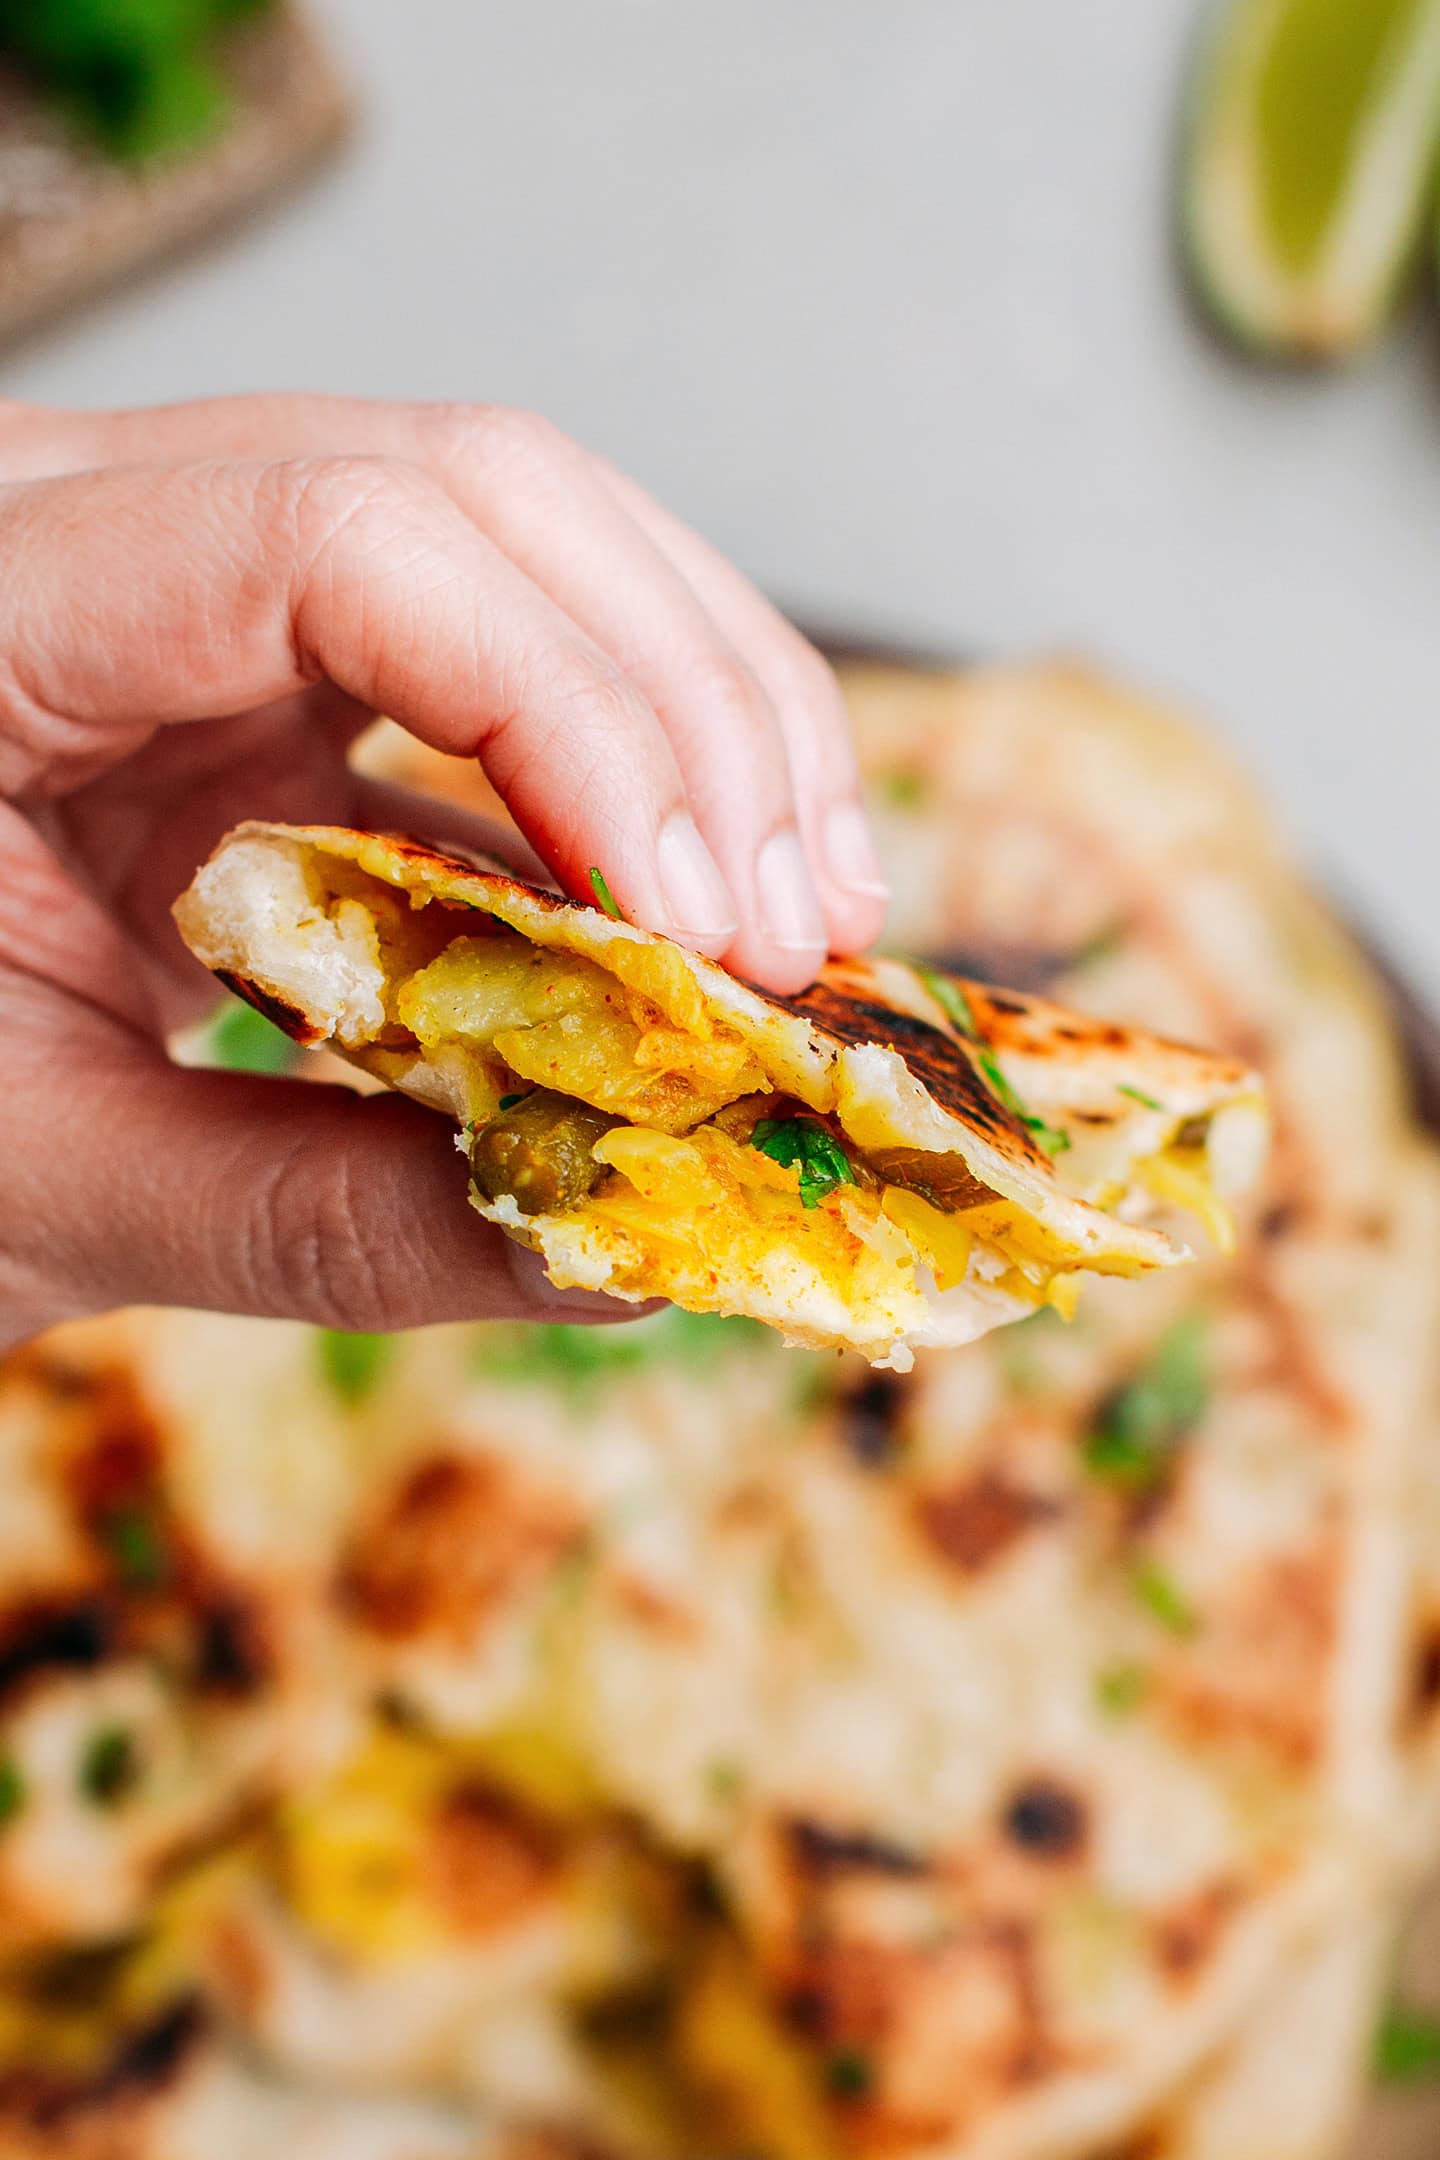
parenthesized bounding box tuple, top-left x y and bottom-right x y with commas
(0, 455, 741, 965)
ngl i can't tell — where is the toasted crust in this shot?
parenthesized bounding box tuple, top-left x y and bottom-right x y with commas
(174, 822, 1266, 1363)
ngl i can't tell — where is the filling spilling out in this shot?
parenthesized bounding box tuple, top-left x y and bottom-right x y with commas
(307, 871, 1232, 1331)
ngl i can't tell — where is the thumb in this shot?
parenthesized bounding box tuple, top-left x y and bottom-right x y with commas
(4, 1040, 617, 1347)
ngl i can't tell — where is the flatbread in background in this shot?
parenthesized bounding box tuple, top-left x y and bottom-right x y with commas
(307, 664, 1440, 2158)
(0, 657, 1435, 2158)
(173, 821, 1265, 1367)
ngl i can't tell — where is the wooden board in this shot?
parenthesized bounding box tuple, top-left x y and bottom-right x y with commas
(0, 5, 347, 349)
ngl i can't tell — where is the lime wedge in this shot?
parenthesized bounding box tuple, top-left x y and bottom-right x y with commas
(1182, 0, 1440, 357)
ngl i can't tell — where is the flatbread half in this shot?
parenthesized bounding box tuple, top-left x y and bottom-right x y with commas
(174, 823, 1266, 1367)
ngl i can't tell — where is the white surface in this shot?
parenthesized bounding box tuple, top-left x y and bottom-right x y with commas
(4, 0, 1438, 997)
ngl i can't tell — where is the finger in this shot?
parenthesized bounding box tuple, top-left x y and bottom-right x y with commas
(588, 451, 890, 953)
(0, 456, 740, 964)
(23, 396, 843, 987)
(3, 1016, 637, 1347)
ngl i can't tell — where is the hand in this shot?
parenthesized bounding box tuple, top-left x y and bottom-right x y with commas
(0, 395, 889, 1352)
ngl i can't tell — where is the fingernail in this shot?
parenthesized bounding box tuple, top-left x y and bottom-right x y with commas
(823, 800, 891, 901)
(755, 828, 827, 953)
(656, 813, 738, 946)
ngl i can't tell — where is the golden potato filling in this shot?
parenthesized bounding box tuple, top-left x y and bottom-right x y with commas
(397, 934, 770, 1132)
(328, 912, 1219, 1325)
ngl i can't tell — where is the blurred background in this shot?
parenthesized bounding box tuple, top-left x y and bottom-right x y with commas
(3, 1, 1438, 1002)
(7, 11, 1440, 2160)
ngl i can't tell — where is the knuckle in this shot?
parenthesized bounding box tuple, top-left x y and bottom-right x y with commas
(474, 404, 574, 479)
(550, 660, 649, 751)
(271, 452, 435, 548)
(689, 648, 771, 732)
(779, 633, 846, 719)
(241, 1128, 400, 1330)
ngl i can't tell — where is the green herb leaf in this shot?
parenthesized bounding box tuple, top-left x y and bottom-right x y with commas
(1130, 1559, 1199, 1638)
(1376, 2004, 1440, 2083)
(497, 1092, 531, 1112)
(1095, 1662, 1149, 1717)
(1117, 1084, 1164, 1112)
(316, 1330, 393, 1404)
(208, 998, 296, 1075)
(825, 2047, 874, 2100)
(589, 866, 622, 919)
(99, 1506, 170, 1592)
(750, 1118, 857, 1209)
(472, 1309, 773, 1393)
(881, 768, 929, 809)
(80, 1726, 140, 1807)
(916, 965, 979, 1039)
(1070, 921, 1126, 971)
(706, 1758, 745, 1802)
(0, 1757, 25, 1828)
(1083, 1319, 1209, 1490)
(975, 1050, 1071, 1156)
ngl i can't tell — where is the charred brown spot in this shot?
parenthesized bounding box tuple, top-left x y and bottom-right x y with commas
(924, 942, 1083, 993)
(0, 1996, 205, 2128)
(1002, 1778, 1088, 1862)
(788, 1818, 927, 1879)
(917, 1471, 1059, 1576)
(766, 971, 1043, 1160)
(192, 1597, 270, 1698)
(340, 1450, 577, 1642)
(426, 1782, 564, 1936)
(0, 1599, 112, 1706)
(780, 1982, 833, 2040)
(840, 1371, 908, 1469)
(1095, 2132, 1171, 2160)
(212, 969, 321, 1043)
(1409, 1618, 1440, 1727)
(1152, 1882, 1237, 1987)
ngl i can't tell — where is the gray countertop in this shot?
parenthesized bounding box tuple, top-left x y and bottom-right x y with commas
(5, 0, 1437, 1000)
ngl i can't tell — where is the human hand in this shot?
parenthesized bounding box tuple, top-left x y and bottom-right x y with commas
(0, 395, 888, 1351)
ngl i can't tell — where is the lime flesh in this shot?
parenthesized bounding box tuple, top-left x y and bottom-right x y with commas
(1185, 0, 1440, 355)
(1256, 0, 1427, 271)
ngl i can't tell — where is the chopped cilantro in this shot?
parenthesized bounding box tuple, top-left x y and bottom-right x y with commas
(208, 998, 296, 1075)
(911, 965, 1071, 1156)
(1130, 1560, 1198, 1638)
(80, 1726, 140, 1807)
(497, 1092, 531, 1112)
(881, 768, 929, 809)
(1083, 1319, 1209, 1489)
(1375, 2003, 1440, 2083)
(1095, 1662, 1149, 1717)
(825, 2047, 874, 2100)
(1117, 1084, 1163, 1112)
(1070, 921, 1126, 971)
(706, 1758, 745, 1802)
(997, 1307, 1062, 1397)
(99, 1506, 170, 1593)
(316, 1329, 393, 1404)
(789, 1357, 835, 1416)
(0, 1757, 24, 1827)
(975, 1050, 1071, 1156)
(750, 1118, 857, 1208)
(472, 1309, 771, 1393)
(589, 866, 622, 919)
(916, 964, 979, 1039)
